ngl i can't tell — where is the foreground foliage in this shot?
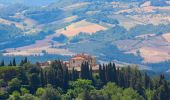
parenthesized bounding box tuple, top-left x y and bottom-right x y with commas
(0, 59, 170, 100)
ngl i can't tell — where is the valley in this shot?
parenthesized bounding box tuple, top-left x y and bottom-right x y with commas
(1, 0, 170, 73)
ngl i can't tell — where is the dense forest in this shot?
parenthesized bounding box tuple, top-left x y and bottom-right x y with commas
(0, 58, 170, 100)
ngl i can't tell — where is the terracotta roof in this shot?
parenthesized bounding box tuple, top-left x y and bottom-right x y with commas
(71, 56, 85, 60)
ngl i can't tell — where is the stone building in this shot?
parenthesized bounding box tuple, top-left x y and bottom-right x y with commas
(68, 53, 96, 71)
(37, 53, 98, 71)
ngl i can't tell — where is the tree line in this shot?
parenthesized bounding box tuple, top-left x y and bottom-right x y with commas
(0, 58, 170, 100)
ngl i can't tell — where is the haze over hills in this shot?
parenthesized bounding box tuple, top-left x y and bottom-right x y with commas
(0, 0, 57, 6)
(1, 0, 170, 73)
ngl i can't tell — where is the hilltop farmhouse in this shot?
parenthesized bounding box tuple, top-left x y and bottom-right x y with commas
(37, 53, 98, 71)
(68, 53, 96, 70)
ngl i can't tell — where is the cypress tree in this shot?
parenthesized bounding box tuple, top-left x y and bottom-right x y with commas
(47, 60, 67, 89)
(162, 81, 170, 99)
(102, 64, 106, 84)
(81, 62, 91, 80)
(112, 63, 117, 83)
(89, 66, 93, 80)
(86, 62, 90, 80)
(29, 73, 41, 93)
(72, 68, 76, 80)
(24, 57, 28, 63)
(20, 57, 28, 66)
(118, 70, 125, 87)
(18, 67, 28, 85)
(72, 68, 79, 81)
(47, 61, 57, 87)
(13, 58, 16, 66)
(152, 80, 170, 100)
(20, 60, 24, 66)
(81, 63, 86, 79)
(99, 64, 102, 81)
(8, 61, 12, 66)
(126, 66, 131, 87)
(44, 70, 48, 86)
(107, 63, 112, 81)
(159, 74, 165, 86)
(144, 73, 151, 89)
(108, 63, 117, 83)
(0, 60, 5, 66)
(63, 64, 69, 91)
(105, 65, 109, 82)
(55, 60, 64, 88)
(40, 69, 45, 87)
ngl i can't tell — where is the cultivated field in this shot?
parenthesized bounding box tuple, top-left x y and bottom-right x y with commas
(115, 34, 170, 63)
(163, 33, 170, 42)
(57, 20, 108, 37)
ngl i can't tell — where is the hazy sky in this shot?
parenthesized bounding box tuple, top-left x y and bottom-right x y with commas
(0, 0, 57, 6)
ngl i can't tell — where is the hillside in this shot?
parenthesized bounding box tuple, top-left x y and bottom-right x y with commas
(1, 0, 170, 73)
(0, 0, 56, 6)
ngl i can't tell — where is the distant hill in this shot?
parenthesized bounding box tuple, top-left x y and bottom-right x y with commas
(1, 0, 170, 73)
(0, 0, 56, 6)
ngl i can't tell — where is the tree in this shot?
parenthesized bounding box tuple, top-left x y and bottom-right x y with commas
(153, 81, 170, 100)
(102, 64, 106, 84)
(0, 60, 5, 66)
(81, 62, 91, 80)
(8, 61, 12, 66)
(122, 88, 144, 100)
(145, 89, 154, 100)
(99, 63, 117, 84)
(9, 91, 21, 100)
(99, 64, 103, 81)
(0, 89, 9, 99)
(89, 66, 93, 80)
(20, 60, 24, 66)
(144, 73, 151, 89)
(79, 89, 90, 100)
(80, 63, 85, 79)
(8, 78, 21, 93)
(71, 68, 79, 81)
(0, 67, 19, 82)
(29, 73, 41, 93)
(40, 69, 45, 87)
(68, 79, 95, 98)
(63, 65, 69, 91)
(24, 57, 28, 64)
(46, 60, 67, 89)
(41, 84, 61, 100)
(18, 67, 28, 85)
(12, 58, 16, 66)
(20, 94, 37, 100)
(107, 63, 117, 83)
(20, 88, 29, 96)
(19, 57, 28, 66)
(70, 79, 94, 90)
(36, 88, 45, 97)
(0, 79, 5, 87)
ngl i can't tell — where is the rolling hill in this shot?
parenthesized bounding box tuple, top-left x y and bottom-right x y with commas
(1, 0, 170, 73)
(0, 0, 56, 6)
